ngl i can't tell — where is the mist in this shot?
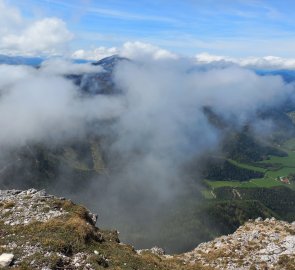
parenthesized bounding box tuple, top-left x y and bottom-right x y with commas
(0, 52, 294, 252)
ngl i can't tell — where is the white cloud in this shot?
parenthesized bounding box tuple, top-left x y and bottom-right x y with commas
(0, 50, 293, 223)
(72, 41, 178, 62)
(195, 52, 228, 63)
(0, 0, 22, 35)
(73, 42, 295, 70)
(40, 58, 103, 75)
(72, 47, 119, 61)
(121, 41, 178, 60)
(196, 52, 295, 70)
(0, 63, 124, 146)
(0, 1, 73, 56)
(238, 56, 295, 69)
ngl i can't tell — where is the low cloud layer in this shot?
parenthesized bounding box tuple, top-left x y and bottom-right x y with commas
(0, 44, 294, 252)
(196, 52, 295, 70)
(0, 48, 292, 195)
(72, 41, 295, 71)
(40, 59, 103, 75)
(72, 47, 119, 61)
(72, 41, 178, 61)
(0, 61, 122, 147)
(2, 0, 295, 254)
(111, 56, 291, 163)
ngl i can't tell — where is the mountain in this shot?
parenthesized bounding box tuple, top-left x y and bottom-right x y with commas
(256, 69, 295, 83)
(0, 54, 43, 66)
(92, 55, 129, 72)
(0, 138, 106, 191)
(69, 55, 129, 95)
(1, 189, 295, 269)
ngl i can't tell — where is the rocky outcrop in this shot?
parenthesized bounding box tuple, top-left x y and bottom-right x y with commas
(0, 189, 102, 269)
(0, 189, 187, 269)
(1, 189, 295, 270)
(181, 217, 295, 269)
(0, 189, 66, 226)
(0, 253, 14, 267)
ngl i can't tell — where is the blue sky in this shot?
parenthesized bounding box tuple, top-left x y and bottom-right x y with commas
(5, 0, 295, 57)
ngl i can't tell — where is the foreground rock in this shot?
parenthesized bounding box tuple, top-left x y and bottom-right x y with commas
(0, 189, 190, 269)
(0, 189, 67, 226)
(1, 189, 295, 269)
(0, 253, 14, 267)
(181, 217, 295, 269)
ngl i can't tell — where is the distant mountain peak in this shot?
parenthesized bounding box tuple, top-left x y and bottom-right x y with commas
(92, 54, 129, 72)
(0, 54, 43, 66)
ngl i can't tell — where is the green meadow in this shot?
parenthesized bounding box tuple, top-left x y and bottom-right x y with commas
(203, 138, 295, 197)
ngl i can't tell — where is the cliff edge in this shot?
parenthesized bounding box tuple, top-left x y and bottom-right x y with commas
(1, 189, 295, 270)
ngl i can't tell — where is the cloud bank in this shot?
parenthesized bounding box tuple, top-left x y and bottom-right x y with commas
(0, 45, 292, 197)
(0, 42, 294, 252)
(0, 46, 292, 197)
(196, 52, 295, 70)
(0, 0, 73, 56)
(72, 41, 295, 71)
(75, 51, 293, 251)
(72, 47, 119, 61)
(0, 61, 122, 147)
(72, 41, 178, 61)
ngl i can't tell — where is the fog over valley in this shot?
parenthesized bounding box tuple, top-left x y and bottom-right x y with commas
(2, 0, 295, 259)
(0, 51, 295, 251)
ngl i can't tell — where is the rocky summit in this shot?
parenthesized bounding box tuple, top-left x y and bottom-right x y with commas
(181, 217, 295, 269)
(1, 189, 295, 270)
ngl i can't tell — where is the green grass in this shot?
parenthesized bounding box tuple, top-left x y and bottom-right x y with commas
(266, 167, 295, 178)
(205, 180, 241, 188)
(1, 198, 197, 270)
(282, 138, 295, 151)
(227, 159, 266, 173)
(203, 137, 295, 194)
(261, 139, 295, 183)
(262, 137, 295, 167)
(201, 189, 215, 199)
(205, 177, 285, 190)
(238, 181, 258, 188)
(262, 151, 295, 168)
(250, 177, 283, 188)
(205, 180, 258, 189)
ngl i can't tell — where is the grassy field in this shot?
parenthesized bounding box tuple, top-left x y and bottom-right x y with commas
(205, 178, 284, 190)
(262, 151, 295, 167)
(205, 180, 241, 188)
(201, 189, 215, 199)
(203, 138, 295, 197)
(283, 138, 295, 151)
(250, 177, 283, 188)
(266, 167, 295, 178)
(228, 159, 266, 173)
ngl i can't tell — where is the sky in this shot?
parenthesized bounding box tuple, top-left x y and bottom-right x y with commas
(2, 0, 295, 59)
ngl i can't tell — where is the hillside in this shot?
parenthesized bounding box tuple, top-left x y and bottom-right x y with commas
(1, 189, 295, 270)
(0, 189, 191, 270)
